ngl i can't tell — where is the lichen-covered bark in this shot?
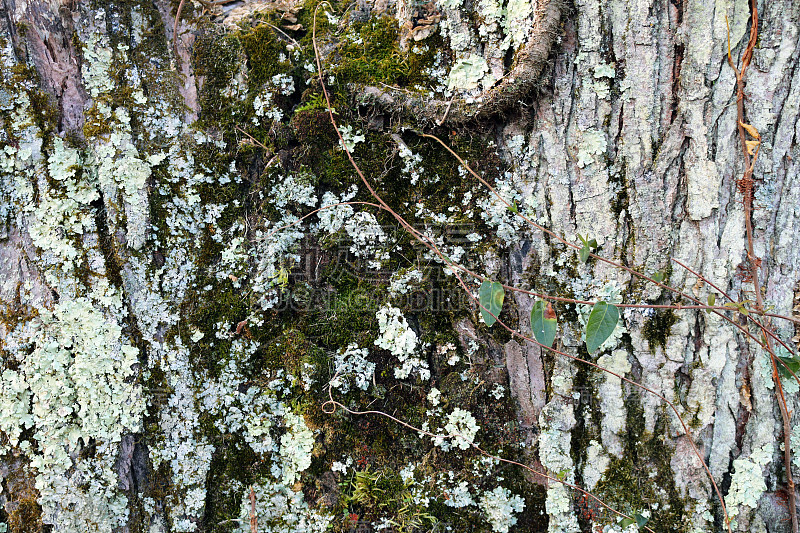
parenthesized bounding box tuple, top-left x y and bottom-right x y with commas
(0, 0, 798, 531)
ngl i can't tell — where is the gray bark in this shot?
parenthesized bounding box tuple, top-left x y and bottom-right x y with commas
(0, 0, 798, 531)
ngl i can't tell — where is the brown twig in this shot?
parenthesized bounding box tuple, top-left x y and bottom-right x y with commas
(672, 258, 800, 389)
(173, 0, 186, 58)
(322, 383, 656, 533)
(249, 485, 257, 532)
(728, 2, 797, 531)
(311, 9, 732, 529)
(422, 129, 797, 383)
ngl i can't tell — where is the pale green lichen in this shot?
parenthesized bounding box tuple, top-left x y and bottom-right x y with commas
(82, 33, 115, 98)
(279, 411, 314, 486)
(593, 62, 616, 79)
(595, 349, 631, 457)
(724, 444, 773, 528)
(28, 137, 98, 268)
(576, 129, 607, 168)
(538, 361, 579, 533)
(479, 486, 525, 533)
(447, 55, 491, 91)
(583, 439, 610, 490)
(502, 0, 533, 48)
(234, 479, 331, 533)
(2, 288, 144, 531)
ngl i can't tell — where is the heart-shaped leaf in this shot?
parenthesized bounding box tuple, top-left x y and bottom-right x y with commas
(585, 301, 619, 353)
(531, 300, 558, 348)
(579, 246, 590, 263)
(479, 281, 504, 327)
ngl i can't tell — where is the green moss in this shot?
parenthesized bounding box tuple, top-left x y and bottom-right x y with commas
(641, 309, 678, 352)
(592, 395, 689, 532)
(181, 282, 250, 374)
(260, 328, 322, 377)
(2, 461, 43, 533)
(334, 17, 407, 86)
(301, 283, 381, 349)
(337, 466, 436, 532)
(330, 15, 443, 91)
(238, 24, 283, 87)
(7, 496, 43, 533)
(203, 437, 263, 532)
(291, 109, 339, 166)
(192, 27, 247, 129)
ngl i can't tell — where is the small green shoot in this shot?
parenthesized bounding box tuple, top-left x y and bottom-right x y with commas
(577, 234, 598, 263)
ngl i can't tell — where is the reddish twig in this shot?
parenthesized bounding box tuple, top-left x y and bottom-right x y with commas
(322, 383, 656, 532)
(728, 2, 797, 531)
(310, 10, 732, 529)
(249, 485, 257, 532)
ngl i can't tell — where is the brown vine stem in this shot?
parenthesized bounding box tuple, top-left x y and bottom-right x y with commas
(309, 7, 735, 529)
(728, 1, 797, 531)
(249, 485, 258, 533)
(420, 130, 800, 388)
(322, 381, 656, 532)
(172, 0, 185, 58)
(419, 131, 797, 323)
(672, 258, 800, 389)
(246, 153, 799, 385)
(252, 193, 800, 393)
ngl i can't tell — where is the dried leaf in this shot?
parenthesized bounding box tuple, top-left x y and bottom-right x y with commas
(739, 121, 761, 140)
(745, 139, 760, 155)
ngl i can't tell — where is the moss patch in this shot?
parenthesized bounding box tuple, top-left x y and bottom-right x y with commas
(641, 310, 678, 352)
(593, 394, 689, 532)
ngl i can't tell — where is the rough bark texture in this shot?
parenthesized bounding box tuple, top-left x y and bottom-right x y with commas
(0, 0, 798, 531)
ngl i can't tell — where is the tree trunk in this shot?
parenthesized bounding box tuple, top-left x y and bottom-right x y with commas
(0, 0, 798, 531)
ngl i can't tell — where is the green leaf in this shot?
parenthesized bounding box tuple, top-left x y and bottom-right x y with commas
(635, 513, 649, 527)
(723, 300, 750, 316)
(652, 271, 664, 283)
(578, 245, 590, 263)
(777, 354, 800, 380)
(705, 293, 716, 314)
(585, 301, 620, 353)
(479, 281, 504, 327)
(619, 518, 635, 527)
(507, 202, 518, 213)
(577, 235, 597, 263)
(530, 301, 557, 348)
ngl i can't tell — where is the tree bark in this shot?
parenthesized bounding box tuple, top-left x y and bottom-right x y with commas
(0, 0, 798, 531)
